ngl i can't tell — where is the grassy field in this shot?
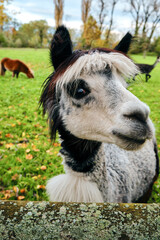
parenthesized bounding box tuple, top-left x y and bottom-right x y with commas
(0, 48, 160, 202)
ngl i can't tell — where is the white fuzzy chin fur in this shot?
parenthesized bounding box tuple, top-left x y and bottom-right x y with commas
(46, 174, 104, 202)
(57, 52, 139, 89)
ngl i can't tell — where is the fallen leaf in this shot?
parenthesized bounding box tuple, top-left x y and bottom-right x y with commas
(40, 166, 47, 170)
(26, 154, 33, 160)
(53, 142, 61, 147)
(12, 173, 19, 181)
(13, 186, 19, 197)
(6, 143, 14, 149)
(5, 133, 13, 138)
(22, 132, 25, 137)
(20, 189, 26, 194)
(26, 149, 31, 153)
(17, 196, 25, 200)
(11, 124, 16, 127)
(37, 185, 45, 189)
(3, 193, 11, 199)
(32, 176, 38, 180)
(13, 186, 19, 193)
(46, 149, 53, 155)
(16, 157, 22, 163)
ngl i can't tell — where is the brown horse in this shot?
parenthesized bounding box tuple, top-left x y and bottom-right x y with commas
(0, 57, 34, 78)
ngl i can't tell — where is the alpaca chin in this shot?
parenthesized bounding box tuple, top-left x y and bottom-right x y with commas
(46, 174, 104, 202)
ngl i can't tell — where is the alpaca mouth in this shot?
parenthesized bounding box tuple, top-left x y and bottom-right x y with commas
(113, 131, 146, 145)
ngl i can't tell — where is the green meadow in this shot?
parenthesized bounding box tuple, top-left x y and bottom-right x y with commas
(0, 48, 160, 202)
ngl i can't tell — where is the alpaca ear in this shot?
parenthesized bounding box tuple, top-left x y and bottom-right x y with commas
(114, 32, 133, 54)
(50, 25, 73, 70)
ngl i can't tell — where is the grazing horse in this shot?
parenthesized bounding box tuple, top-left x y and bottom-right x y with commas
(40, 26, 159, 203)
(0, 57, 34, 78)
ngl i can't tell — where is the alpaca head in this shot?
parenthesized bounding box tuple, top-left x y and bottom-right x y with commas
(41, 26, 154, 151)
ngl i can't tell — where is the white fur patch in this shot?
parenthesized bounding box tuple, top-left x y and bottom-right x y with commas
(57, 52, 139, 89)
(46, 174, 104, 202)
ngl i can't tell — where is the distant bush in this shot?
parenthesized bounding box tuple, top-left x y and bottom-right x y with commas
(0, 32, 8, 47)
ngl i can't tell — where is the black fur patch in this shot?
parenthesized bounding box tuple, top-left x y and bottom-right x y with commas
(98, 65, 112, 79)
(58, 123, 101, 172)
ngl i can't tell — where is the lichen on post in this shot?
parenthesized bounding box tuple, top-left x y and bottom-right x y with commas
(0, 200, 160, 239)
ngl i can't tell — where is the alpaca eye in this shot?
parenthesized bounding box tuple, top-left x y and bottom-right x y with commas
(67, 79, 90, 100)
(75, 88, 86, 98)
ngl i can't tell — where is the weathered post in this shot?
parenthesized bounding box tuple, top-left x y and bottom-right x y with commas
(0, 201, 160, 239)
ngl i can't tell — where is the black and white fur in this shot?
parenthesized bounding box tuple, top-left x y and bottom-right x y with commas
(40, 26, 159, 203)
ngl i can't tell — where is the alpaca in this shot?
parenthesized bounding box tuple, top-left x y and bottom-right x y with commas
(0, 57, 34, 78)
(135, 56, 160, 82)
(40, 26, 159, 203)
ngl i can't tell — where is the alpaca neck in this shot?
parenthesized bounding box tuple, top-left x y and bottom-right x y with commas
(153, 59, 159, 68)
(58, 124, 102, 173)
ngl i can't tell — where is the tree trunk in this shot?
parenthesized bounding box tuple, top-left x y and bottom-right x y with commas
(106, 1, 116, 42)
(0, 200, 160, 239)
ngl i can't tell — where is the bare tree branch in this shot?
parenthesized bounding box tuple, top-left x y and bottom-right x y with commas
(106, 0, 119, 41)
(81, 0, 92, 24)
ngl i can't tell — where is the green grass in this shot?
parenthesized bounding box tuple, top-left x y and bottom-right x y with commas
(0, 49, 160, 202)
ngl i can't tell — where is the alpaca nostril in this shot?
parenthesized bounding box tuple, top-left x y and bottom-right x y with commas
(124, 111, 148, 123)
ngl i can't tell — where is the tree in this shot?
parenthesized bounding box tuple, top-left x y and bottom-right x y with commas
(106, 0, 119, 42)
(17, 20, 49, 47)
(93, 0, 107, 32)
(54, 0, 64, 28)
(127, 0, 160, 39)
(0, 0, 11, 31)
(82, 15, 101, 48)
(32, 20, 49, 47)
(81, 0, 92, 25)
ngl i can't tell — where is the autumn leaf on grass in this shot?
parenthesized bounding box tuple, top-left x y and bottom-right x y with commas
(13, 186, 19, 197)
(12, 173, 19, 181)
(37, 185, 45, 189)
(17, 196, 25, 200)
(26, 149, 31, 153)
(20, 189, 26, 194)
(17, 143, 28, 148)
(6, 143, 14, 149)
(2, 191, 12, 200)
(32, 176, 38, 180)
(46, 148, 54, 155)
(22, 132, 25, 137)
(16, 157, 22, 163)
(53, 142, 61, 147)
(5, 133, 13, 138)
(40, 165, 47, 170)
(26, 154, 33, 160)
(32, 144, 40, 152)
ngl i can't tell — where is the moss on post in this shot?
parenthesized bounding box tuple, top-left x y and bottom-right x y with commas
(0, 200, 160, 239)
